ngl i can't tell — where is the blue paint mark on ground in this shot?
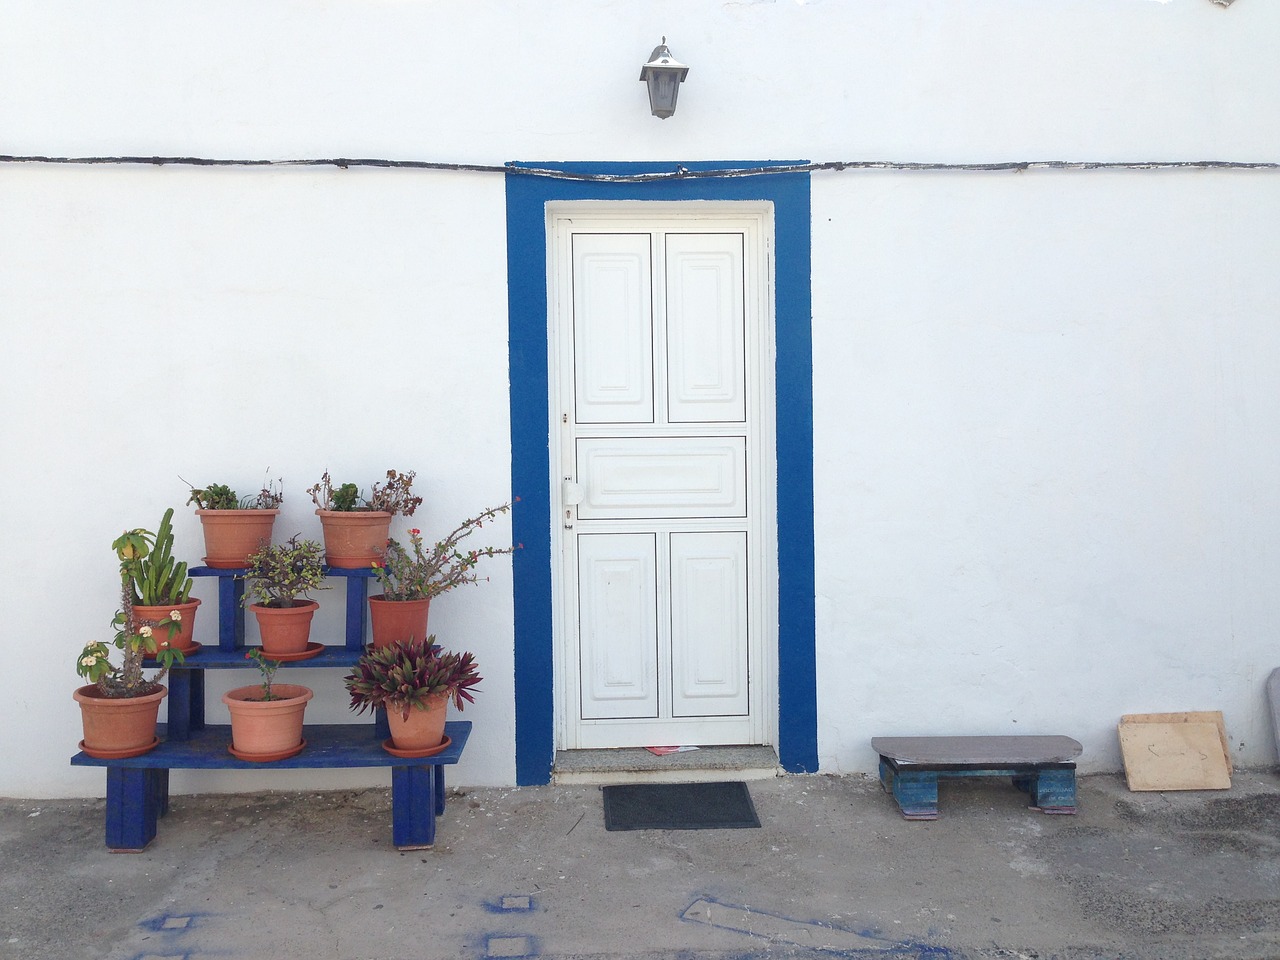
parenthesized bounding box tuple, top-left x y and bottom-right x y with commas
(681, 895, 960, 958)
(484, 894, 538, 913)
(136, 912, 213, 933)
(481, 931, 542, 958)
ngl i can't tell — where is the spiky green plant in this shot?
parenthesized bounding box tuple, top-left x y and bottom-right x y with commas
(343, 638, 481, 721)
(124, 508, 193, 607)
(372, 502, 517, 601)
(77, 516, 187, 697)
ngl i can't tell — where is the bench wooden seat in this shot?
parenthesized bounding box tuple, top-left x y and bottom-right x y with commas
(871, 735, 1082, 820)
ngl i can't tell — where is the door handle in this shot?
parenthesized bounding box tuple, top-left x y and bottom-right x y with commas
(562, 479, 584, 529)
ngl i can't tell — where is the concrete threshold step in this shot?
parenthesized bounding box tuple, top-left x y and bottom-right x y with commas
(553, 745, 781, 785)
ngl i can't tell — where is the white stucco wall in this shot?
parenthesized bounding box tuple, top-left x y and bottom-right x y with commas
(2, 0, 1277, 796)
(812, 169, 1280, 774)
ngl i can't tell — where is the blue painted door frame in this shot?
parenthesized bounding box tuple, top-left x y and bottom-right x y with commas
(505, 161, 816, 784)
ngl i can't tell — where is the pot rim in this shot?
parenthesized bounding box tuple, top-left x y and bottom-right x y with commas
(222, 683, 314, 706)
(195, 507, 280, 519)
(248, 599, 320, 613)
(73, 683, 167, 703)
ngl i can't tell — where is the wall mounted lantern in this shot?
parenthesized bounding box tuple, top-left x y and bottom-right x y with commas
(639, 38, 689, 119)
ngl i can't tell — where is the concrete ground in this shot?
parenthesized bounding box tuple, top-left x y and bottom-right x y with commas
(2, 770, 1278, 960)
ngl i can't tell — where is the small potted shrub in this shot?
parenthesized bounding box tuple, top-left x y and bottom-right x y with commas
(307, 469, 422, 568)
(243, 535, 329, 658)
(184, 475, 283, 569)
(344, 638, 481, 756)
(222, 649, 312, 761)
(74, 526, 189, 758)
(125, 507, 200, 653)
(368, 502, 517, 648)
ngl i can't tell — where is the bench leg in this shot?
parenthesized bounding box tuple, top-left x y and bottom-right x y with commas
(392, 765, 437, 850)
(889, 769, 939, 820)
(1030, 769, 1077, 814)
(878, 758, 893, 793)
(105, 768, 165, 852)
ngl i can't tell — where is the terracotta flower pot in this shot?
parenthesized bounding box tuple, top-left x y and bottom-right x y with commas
(134, 598, 201, 654)
(386, 692, 448, 752)
(368, 595, 431, 649)
(196, 509, 279, 569)
(222, 683, 312, 761)
(73, 684, 166, 759)
(250, 600, 318, 656)
(315, 509, 392, 568)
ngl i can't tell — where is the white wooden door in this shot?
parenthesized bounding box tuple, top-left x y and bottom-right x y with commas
(549, 205, 776, 750)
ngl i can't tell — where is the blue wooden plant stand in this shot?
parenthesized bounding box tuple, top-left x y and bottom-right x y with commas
(871, 735, 1082, 820)
(71, 721, 471, 851)
(71, 566, 470, 851)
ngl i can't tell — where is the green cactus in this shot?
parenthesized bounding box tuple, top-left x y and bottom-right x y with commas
(127, 508, 193, 606)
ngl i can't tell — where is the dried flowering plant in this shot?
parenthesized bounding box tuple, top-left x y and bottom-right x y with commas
(77, 525, 186, 697)
(343, 638, 481, 721)
(243, 648, 284, 701)
(307, 469, 422, 516)
(183, 474, 283, 510)
(372, 502, 518, 601)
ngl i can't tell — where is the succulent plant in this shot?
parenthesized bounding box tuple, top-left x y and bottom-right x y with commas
(344, 639, 481, 721)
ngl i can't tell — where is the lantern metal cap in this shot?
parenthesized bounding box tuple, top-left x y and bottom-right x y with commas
(639, 42, 688, 82)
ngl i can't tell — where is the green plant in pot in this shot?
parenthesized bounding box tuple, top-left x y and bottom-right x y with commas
(307, 468, 423, 568)
(122, 507, 201, 653)
(222, 648, 313, 762)
(344, 638, 481, 756)
(184, 475, 284, 569)
(243, 535, 329, 657)
(74, 519, 191, 758)
(368, 501, 518, 648)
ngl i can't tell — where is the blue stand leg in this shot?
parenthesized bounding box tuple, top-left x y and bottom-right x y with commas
(1031, 769, 1078, 814)
(155, 769, 170, 818)
(434, 764, 446, 816)
(344, 574, 368, 652)
(168, 669, 193, 741)
(216, 575, 244, 651)
(391, 765, 437, 849)
(105, 768, 162, 851)
(890, 768, 939, 820)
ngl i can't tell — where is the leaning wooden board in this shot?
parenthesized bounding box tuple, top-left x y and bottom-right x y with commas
(1117, 713, 1231, 791)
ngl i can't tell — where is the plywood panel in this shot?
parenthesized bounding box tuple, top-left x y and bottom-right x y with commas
(1117, 720, 1231, 791)
(1121, 711, 1232, 774)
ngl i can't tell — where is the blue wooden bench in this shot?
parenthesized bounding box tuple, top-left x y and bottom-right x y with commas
(72, 721, 471, 851)
(71, 567, 470, 852)
(871, 735, 1082, 820)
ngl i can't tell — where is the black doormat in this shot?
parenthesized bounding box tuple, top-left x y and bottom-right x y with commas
(602, 781, 761, 831)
